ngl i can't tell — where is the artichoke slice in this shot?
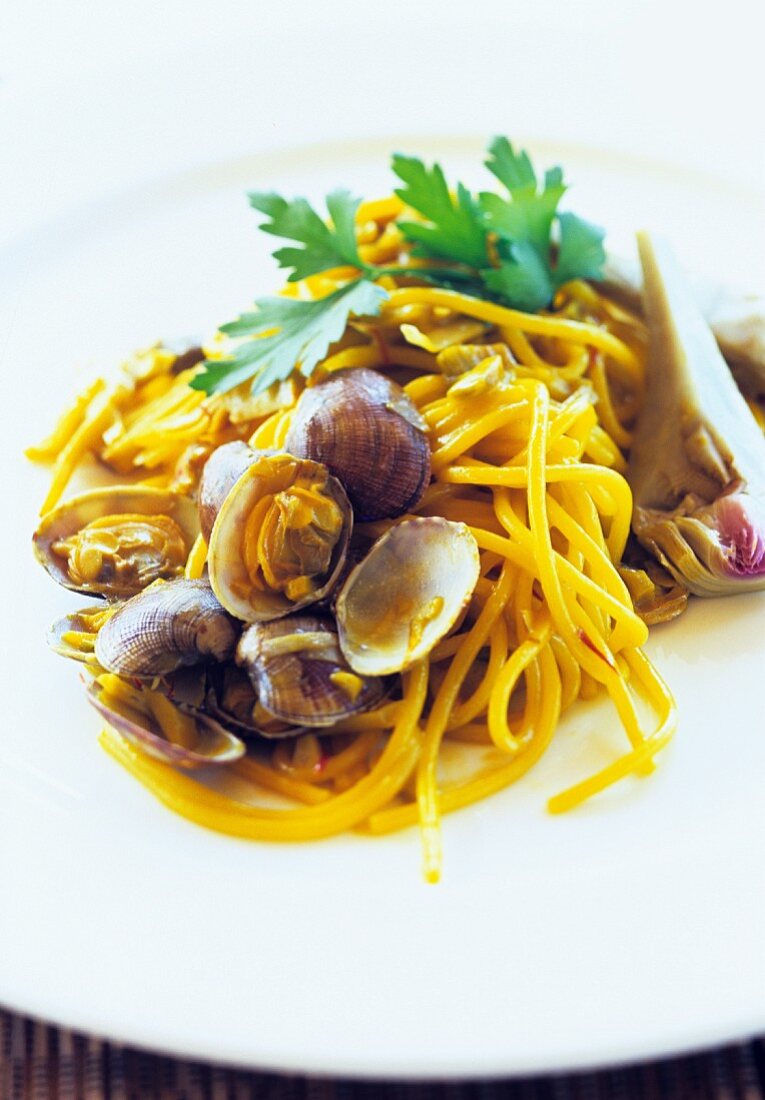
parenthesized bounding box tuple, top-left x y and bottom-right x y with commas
(628, 233, 765, 596)
(602, 252, 765, 397)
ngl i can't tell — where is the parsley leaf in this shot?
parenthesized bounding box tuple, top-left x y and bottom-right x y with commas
(484, 136, 537, 192)
(554, 212, 606, 288)
(249, 189, 365, 282)
(478, 136, 604, 307)
(481, 138, 566, 255)
(481, 240, 554, 314)
(197, 138, 607, 396)
(190, 280, 387, 396)
(391, 154, 488, 269)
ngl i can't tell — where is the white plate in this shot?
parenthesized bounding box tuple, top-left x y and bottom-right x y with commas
(1, 137, 764, 1079)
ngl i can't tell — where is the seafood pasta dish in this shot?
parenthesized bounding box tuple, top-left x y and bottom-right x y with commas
(28, 138, 765, 881)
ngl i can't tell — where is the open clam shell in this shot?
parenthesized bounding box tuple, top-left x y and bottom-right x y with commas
(34, 486, 199, 599)
(335, 517, 480, 675)
(284, 368, 431, 521)
(208, 452, 352, 624)
(197, 441, 260, 543)
(237, 615, 385, 729)
(95, 577, 239, 679)
(86, 676, 244, 767)
(204, 662, 311, 740)
(47, 605, 118, 665)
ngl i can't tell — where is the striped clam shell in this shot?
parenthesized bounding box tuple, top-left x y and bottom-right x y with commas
(236, 614, 385, 729)
(284, 368, 431, 522)
(95, 578, 239, 679)
(197, 440, 260, 544)
(85, 677, 244, 767)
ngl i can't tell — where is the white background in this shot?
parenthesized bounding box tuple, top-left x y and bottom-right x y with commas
(1, 0, 763, 252)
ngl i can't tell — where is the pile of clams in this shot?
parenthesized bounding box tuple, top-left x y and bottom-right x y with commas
(35, 368, 480, 767)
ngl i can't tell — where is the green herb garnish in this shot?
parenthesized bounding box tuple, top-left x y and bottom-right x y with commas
(477, 138, 606, 311)
(191, 281, 387, 396)
(249, 189, 367, 282)
(391, 154, 489, 270)
(192, 137, 606, 396)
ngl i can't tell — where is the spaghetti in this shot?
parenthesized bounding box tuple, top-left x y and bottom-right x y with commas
(29, 195, 677, 881)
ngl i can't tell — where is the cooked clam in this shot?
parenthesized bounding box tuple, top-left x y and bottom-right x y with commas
(284, 368, 431, 520)
(86, 674, 244, 767)
(95, 577, 239, 678)
(208, 452, 352, 623)
(197, 440, 259, 543)
(204, 663, 311, 739)
(47, 605, 118, 665)
(34, 486, 199, 599)
(237, 615, 385, 729)
(203, 663, 258, 732)
(335, 517, 480, 675)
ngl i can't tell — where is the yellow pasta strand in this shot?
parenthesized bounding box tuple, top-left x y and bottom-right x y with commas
(39, 398, 116, 514)
(100, 661, 428, 841)
(26, 378, 107, 462)
(416, 563, 515, 882)
(32, 203, 676, 877)
(385, 287, 641, 373)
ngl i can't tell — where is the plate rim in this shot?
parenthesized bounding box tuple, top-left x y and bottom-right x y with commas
(2, 133, 764, 1078)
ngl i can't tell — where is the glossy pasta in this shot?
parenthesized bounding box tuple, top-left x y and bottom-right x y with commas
(31, 195, 677, 881)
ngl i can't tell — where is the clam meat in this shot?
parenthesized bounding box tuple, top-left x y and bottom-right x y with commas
(208, 452, 352, 623)
(34, 486, 199, 599)
(47, 604, 118, 665)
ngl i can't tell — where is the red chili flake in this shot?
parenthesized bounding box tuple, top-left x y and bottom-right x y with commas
(314, 752, 330, 775)
(577, 629, 616, 670)
(132, 677, 145, 692)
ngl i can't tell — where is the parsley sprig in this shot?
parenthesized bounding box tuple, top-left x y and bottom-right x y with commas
(249, 189, 367, 281)
(191, 138, 606, 396)
(194, 281, 387, 396)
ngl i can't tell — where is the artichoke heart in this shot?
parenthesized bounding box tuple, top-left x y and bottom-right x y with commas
(208, 453, 352, 623)
(628, 233, 765, 596)
(602, 251, 765, 398)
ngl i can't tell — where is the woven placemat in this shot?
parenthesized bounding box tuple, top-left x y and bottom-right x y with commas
(2, 1008, 765, 1100)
